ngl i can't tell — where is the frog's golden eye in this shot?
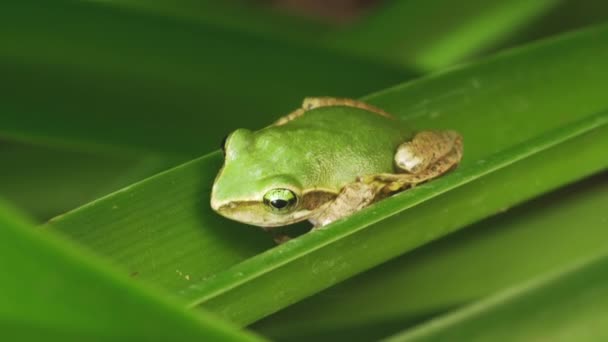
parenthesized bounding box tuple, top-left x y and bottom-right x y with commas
(263, 189, 298, 213)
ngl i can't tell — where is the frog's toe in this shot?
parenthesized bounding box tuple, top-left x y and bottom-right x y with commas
(395, 144, 427, 174)
(360, 173, 398, 184)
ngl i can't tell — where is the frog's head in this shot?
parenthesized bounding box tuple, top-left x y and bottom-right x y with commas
(210, 128, 335, 228)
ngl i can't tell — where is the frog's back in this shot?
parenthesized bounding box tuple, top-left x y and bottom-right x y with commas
(261, 106, 409, 190)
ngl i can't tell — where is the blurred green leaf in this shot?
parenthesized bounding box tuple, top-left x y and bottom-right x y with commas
(104, 0, 564, 70)
(0, 0, 410, 157)
(0, 200, 263, 341)
(89, 0, 565, 73)
(47, 23, 608, 326)
(0, 0, 580, 158)
(487, 0, 608, 56)
(328, 0, 562, 70)
(92, 0, 331, 43)
(252, 172, 608, 341)
(386, 247, 608, 341)
(0, 142, 178, 220)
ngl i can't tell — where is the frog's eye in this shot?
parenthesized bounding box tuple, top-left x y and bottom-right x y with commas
(263, 188, 298, 213)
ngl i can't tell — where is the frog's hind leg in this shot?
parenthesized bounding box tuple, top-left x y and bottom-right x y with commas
(303, 97, 394, 119)
(310, 131, 462, 228)
(274, 97, 394, 126)
(365, 130, 463, 193)
(273, 107, 306, 126)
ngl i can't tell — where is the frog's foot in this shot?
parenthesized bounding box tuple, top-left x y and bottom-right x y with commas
(395, 130, 462, 174)
(361, 172, 426, 193)
(309, 181, 383, 228)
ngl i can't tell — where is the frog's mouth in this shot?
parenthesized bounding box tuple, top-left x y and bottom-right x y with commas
(211, 200, 312, 228)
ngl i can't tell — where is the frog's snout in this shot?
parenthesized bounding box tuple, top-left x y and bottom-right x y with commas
(210, 183, 223, 211)
(210, 183, 243, 218)
(210, 185, 225, 212)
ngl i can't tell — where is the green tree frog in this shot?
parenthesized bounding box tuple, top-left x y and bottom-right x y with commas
(211, 97, 462, 240)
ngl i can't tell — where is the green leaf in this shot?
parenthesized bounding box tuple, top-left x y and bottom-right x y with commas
(0, 200, 263, 341)
(0, 0, 576, 157)
(491, 0, 608, 56)
(48, 23, 608, 325)
(97, 0, 563, 73)
(328, 0, 562, 70)
(0, 0, 411, 157)
(252, 172, 608, 341)
(0, 142, 177, 220)
(385, 246, 608, 341)
(192, 113, 608, 325)
(91, 0, 331, 43)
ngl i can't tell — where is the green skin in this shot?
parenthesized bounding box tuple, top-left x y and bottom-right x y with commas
(211, 98, 462, 232)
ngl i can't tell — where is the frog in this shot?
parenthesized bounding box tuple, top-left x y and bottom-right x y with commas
(210, 97, 462, 242)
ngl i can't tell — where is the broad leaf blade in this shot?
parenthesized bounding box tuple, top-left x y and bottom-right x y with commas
(329, 0, 562, 70)
(0, 143, 175, 220)
(0, 201, 263, 341)
(193, 114, 608, 324)
(386, 249, 608, 341)
(253, 172, 608, 340)
(48, 24, 608, 324)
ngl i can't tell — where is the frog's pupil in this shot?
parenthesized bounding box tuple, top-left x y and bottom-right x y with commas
(264, 189, 297, 213)
(271, 199, 288, 209)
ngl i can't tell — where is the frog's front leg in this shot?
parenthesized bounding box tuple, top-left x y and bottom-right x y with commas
(309, 181, 383, 228)
(367, 130, 463, 192)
